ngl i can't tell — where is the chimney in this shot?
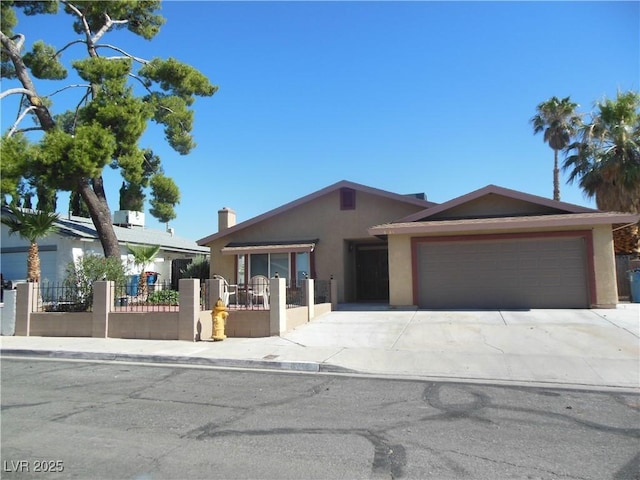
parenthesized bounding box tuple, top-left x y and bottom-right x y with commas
(218, 207, 236, 231)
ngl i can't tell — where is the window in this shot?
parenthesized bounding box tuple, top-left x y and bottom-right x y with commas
(236, 255, 246, 286)
(340, 187, 356, 210)
(296, 252, 310, 282)
(236, 251, 310, 286)
(270, 253, 289, 281)
(250, 254, 269, 277)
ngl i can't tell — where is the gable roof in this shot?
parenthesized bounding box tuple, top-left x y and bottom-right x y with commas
(369, 185, 640, 236)
(197, 180, 436, 245)
(397, 184, 597, 224)
(369, 211, 640, 236)
(1, 206, 208, 255)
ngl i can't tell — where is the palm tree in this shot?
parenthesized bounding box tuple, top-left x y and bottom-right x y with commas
(564, 90, 640, 253)
(1, 205, 59, 282)
(127, 244, 161, 298)
(531, 96, 582, 200)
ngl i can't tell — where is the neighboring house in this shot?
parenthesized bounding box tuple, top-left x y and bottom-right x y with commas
(1, 207, 209, 287)
(369, 185, 640, 309)
(197, 180, 436, 303)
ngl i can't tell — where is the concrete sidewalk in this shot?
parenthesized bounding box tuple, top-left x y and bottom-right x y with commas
(1, 304, 639, 391)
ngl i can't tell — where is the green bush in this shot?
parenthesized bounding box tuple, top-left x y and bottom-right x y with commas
(63, 255, 126, 310)
(147, 289, 179, 305)
(65, 255, 126, 285)
(180, 256, 209, 281)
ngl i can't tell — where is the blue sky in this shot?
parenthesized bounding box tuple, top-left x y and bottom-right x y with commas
(2, 1, 638, 242)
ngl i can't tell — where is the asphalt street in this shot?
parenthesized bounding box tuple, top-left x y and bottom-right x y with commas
(2, 358, 639, 480)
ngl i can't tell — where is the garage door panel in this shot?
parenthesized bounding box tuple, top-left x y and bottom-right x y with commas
(417, 237, 589, 309)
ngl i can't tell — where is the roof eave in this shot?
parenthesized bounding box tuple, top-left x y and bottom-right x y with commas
(368, 213, 640, 236)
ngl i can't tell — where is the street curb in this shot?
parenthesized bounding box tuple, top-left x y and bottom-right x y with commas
(1, 348, 323, 373)
(3, 349, 638, 393)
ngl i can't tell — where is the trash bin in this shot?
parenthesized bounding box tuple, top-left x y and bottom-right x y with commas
(145, 272, 158, 285)
(629, 269, 640, 303)
(126, 274, 140, 296)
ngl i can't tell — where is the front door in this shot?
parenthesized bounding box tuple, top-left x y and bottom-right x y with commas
(355, 245, 389, 302)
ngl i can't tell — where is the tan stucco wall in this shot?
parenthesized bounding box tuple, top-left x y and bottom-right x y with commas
(430, 196, 560, 220)
(591, 225, 618, 307)
(388, 235, 414, 306)
(30, 312, 93, 336)
(205, 190, 427, 303)
(109, 313, 180, 340)
(286, 306, 309, 331)
(225, 310, 270, 337)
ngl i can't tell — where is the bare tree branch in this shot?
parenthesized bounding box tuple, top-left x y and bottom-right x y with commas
(7, 106, 39, 137)
(95, 43, 149, 64)
(0, 87, 36, 100)
(54, 39, 86, 57)
(0, 30, 56, 130)
(92, 13, 128, 44)
(47, 83, 92, 98)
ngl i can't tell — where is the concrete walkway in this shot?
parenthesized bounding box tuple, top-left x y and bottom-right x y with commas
(1, 304, 639, 391)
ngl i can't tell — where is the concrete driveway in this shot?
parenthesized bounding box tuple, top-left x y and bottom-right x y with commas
(281, 304, 640, 389)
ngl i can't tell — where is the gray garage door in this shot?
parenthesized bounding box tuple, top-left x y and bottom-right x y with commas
(416, 236, 589, 309)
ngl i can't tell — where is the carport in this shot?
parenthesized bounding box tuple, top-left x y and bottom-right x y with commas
(369, 185, 640, 309)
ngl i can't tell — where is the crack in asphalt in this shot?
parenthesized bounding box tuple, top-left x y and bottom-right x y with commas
(183, 425, 406, 478)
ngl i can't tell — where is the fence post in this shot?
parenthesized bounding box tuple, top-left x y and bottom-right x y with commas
(269, 277, 286, 335)
(92, 281, 112, 338)
(330, 278, 338, 310)
(178, 278, 199, 341)
(304, 278, 314, 321)
(14, 282, 35, 336)
(208, 278, 225, 308)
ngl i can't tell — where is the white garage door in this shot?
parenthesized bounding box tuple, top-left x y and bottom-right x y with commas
(416, 236, 589, 309)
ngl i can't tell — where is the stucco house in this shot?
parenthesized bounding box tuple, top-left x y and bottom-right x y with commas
(199, 181, 637, 309)
(369, 185, 639, 309)
(1, 207, 209, 288)
(197, 180, 435, 303)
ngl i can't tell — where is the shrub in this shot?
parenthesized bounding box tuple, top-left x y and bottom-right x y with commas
(147, 289, 179, 305)
(63, 255, 127, 310)
(180, 256, 209, 281)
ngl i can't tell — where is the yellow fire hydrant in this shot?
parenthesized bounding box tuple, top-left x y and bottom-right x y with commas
(211, 298, 228, 341)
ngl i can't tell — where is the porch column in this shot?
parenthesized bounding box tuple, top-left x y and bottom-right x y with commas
(207, 278, 225, 308)
(14, 282, 35, 336)
(304, 278, 314, 321)
(92, 281, 112, 338)
(178, 278, 200, 341)
(269, 277, 286, 335)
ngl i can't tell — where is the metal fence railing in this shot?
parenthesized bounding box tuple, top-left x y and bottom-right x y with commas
(615, 255, 631, 300)
(33, 282, 94, 312)
(314, 279, 331, 304)
(29, 277, 332, 313)
(112, 280, 179, 312)
(229, 276, 271, 310)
